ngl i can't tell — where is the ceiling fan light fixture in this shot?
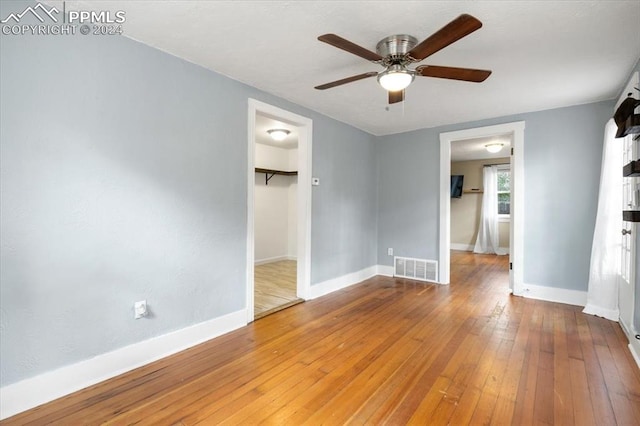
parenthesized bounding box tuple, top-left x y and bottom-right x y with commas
(377, 65, 414, 92)
(267, 129, 290, 141)
(485, 143, 504, 153)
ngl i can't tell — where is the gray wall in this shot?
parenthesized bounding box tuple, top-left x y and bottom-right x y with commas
(0, 1, 378, 386)
(376, 101, 613, 292)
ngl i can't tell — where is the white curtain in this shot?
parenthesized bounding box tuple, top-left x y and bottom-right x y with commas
(583, 119, 622, 321)
(474, 165, 508, 255)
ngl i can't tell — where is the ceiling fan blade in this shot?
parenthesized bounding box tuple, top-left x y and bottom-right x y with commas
(318, 34, 383, 62)
(388, 90, 404, 104)
(408, 14, 483, 61)
(416, 65, 491, 82)
(314, 72, 378, 90)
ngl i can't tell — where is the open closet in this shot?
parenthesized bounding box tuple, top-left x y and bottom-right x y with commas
(253, 114, 303, 318)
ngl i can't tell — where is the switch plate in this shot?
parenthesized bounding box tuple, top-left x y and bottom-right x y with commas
(134, 300, 147, 319)
(312, 177, 320, 186)
(388, 248, 393, 256)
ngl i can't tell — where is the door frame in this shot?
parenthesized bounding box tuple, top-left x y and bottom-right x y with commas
(439, 121, 525, 294)
(616, 71, 639, 364)
(247, 99, 312, 323)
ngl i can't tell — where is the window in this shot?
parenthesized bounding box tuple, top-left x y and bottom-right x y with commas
(497, 166, 510, 218)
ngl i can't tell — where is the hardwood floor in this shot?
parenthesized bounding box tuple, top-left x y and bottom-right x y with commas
(254, 260, 302, 319)
(3, 251, 640, 425)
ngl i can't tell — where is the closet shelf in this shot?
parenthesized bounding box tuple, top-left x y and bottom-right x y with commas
(623, 160, 640, 177)
(463, 189, 483, 194)
(255, 168, 298, 185)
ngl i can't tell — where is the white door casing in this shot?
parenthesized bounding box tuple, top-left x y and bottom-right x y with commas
(620, 130, 635, 333)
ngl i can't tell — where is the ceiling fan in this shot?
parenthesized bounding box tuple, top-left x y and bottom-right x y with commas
(314, 14, 492, 104)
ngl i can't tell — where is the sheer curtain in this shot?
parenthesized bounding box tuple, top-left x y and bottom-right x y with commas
(474, 165, 508, 255)
(583, 119, 621, 321)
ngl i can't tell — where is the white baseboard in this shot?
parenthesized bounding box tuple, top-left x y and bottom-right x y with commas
(377, 264, 395, 277)
(582, 304, 619, 322)
(520, 283, 587, 307)
(307, 265, 378, 300)
(0, 309, 247, 420)
(255, 255, 296, 265)
(449, 244, 509, 253)
(450, 243, 473, 251)
(619, 319, 640, 369)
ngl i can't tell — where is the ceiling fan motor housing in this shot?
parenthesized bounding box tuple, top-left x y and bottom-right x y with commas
(376, 34, 418, 65)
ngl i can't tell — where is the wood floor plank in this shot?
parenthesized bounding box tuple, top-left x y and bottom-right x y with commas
(553, 306, 575, 425)
(3, 251, 639, 425)
(569, 357, 597, 426)
(576, 313, 618, 425)
(254, 260, 302, 318)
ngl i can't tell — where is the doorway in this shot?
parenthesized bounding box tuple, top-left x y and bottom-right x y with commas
(449, 136, 512, 272)
(439, 121, 525, 294)
(247, 99, 312, 323)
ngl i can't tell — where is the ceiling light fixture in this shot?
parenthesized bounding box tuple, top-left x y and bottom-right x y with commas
(485, 143, 504, 153)
(267, 129, 290, 141)
(377, 65, 415, 92)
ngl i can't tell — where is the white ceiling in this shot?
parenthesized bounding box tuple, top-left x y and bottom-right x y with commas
(255, 113, 299, 149)
(451, 134, 512, 162)
(55, 1, 640, 136)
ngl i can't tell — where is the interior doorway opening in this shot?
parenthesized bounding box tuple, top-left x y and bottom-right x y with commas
(439, 121, 525, 294)
(247, 100, 312, 323)
(253, 113, 302, 318)
(449, 136, 512, 288)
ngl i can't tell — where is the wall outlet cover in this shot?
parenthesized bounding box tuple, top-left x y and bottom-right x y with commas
(134, 300, 147, 319)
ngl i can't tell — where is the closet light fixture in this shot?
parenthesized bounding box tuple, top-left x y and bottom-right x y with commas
(485, 143, 504, 153)
(267, 129, 290, 141)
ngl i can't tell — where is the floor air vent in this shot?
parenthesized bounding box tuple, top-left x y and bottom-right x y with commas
(394, 256, 438, 283)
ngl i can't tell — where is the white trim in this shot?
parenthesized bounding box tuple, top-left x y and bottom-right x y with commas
(247, 99, 313, 321)
(521, 283, 587, 307)
(377, 264, 395, 277)
(450, 244, 509, 253)
(439, 140, 451, 283)
(0, 309, 246, 420)
(583, 303, 619, 322)
(439, 121, 525, 293)
(307, 266, 378, 300)
(254, 255, 297, 265)
(628, 342, 640, 370)
(450, 243, 474, 251)
(619, 318, 640, 369)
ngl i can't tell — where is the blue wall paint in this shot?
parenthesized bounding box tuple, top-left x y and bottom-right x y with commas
(376, 101, 613, 291)
(0, 2, 378, 386)
(311, 118, 378, 283)
(377, 128, 440, 263)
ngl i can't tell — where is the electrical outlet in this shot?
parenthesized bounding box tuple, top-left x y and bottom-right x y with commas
(134, 300, 147, 319)
(388, 248, 393, 256)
